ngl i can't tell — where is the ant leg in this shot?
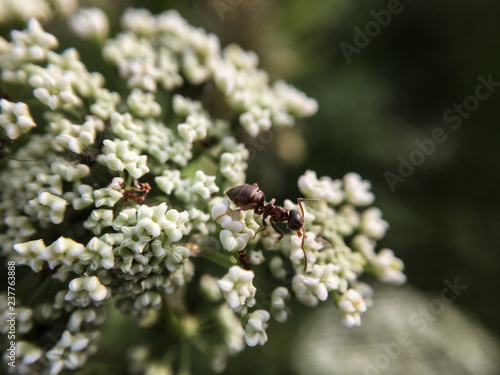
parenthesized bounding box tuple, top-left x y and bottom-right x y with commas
(270, 221, 284, 242)
(215, 208, 243, 223)
(300, 227, 308, 272)
(253, 214, 268, 239)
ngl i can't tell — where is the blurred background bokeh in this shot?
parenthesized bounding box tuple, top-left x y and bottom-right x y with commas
(2, 0, 499, 373)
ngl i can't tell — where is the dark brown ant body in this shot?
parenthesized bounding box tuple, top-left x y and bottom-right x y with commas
(217, 183, 319, 271)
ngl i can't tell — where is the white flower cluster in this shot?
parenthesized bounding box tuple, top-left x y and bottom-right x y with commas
(217, 265, 256, 313)
(214, 45, 318, 136)
(289, 170, 404, 322)
(211, 198, 259, 252)
(338, 289, 368, 328)
(0, 0, 77, 25)
(212, 168, 404, 334)
(68, 7, 109, 42)
(0, 99, 36, 139)
(0, 9, 404, 374)
(101, 9, 317, 137)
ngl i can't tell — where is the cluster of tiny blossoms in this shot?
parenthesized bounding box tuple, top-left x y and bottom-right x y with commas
(0, 8, 404, 375)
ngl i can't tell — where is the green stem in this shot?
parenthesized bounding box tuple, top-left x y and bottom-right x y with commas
(125, 172, 133, 189)
(198, 248, 236, 269)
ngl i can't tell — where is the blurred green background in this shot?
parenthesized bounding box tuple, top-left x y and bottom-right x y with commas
(2, 0, 499, 373)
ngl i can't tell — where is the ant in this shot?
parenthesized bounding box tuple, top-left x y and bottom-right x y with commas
(216, 183, 320, 271)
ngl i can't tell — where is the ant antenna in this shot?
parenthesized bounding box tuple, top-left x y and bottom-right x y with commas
(297, 198, 321, 217)
(0, 140, 33, 162)
(2, 155, 34, 162)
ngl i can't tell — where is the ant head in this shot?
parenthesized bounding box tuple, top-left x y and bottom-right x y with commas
(288, 209, 304, 231)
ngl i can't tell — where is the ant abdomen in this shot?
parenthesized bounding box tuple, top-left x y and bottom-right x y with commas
(226, 183, 265, 211)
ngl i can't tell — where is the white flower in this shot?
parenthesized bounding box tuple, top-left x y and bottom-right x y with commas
(335, 204, 361, 236)
(121, 225, 150, 254)
(219, 229, 249, 252)
(270, 287, 290, 323)
(218, 139, 249, 187)
(351, 235, 376, 258)
(172, 94, 202, 116)
(13, 239, 46, 272)
(343, 173, 374, 206)
(112, 207, 137, 229)
(186, 207, 210, 234)
(211, 198, 256, 252)
(164, 246, 190, 271)
(178, 112, 210, 143)
(0, 99, 36, 139)
(273, 80, 318, 118)
(292, 264, 341, 307)
(163, 208, 189, 242)
(189, 170, 219, 199)
(136, 203, 168, 237)
(93, 187, 123, 207)
(29, 191, 67, 224)
(239, 106, 272, 137)
(298, 170, 343, 204)
(127, 89, 161, 117)
(51, 160, 90, 181)
(65, 276, 108, 306)
(338, 289, 367, 328)
(29, 66, 82, 109)
(249, 250, 265, 265)
(121, 8, 155, 35)
(370, 249, 406, 285)
(10, 18, 58, 62)
(97, 139, 149, 179)
(90, 88, 120, 120)
(40, 237, 84, 269)
(218, 266, 256, 312)
(69, 7, 109, 42)
(80, 237, 115, 270)
(46, 330, 99, 374)
(72, 184, 94, 210)
(134, 291, 162, 311)
(290, 231, 323, 268)
(360, 207, 388, 239)
(244, 310, 270, 346)
(50, 116, 103, 154)
(157, 170, 219, 202)
(155, 169, 182, 195)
